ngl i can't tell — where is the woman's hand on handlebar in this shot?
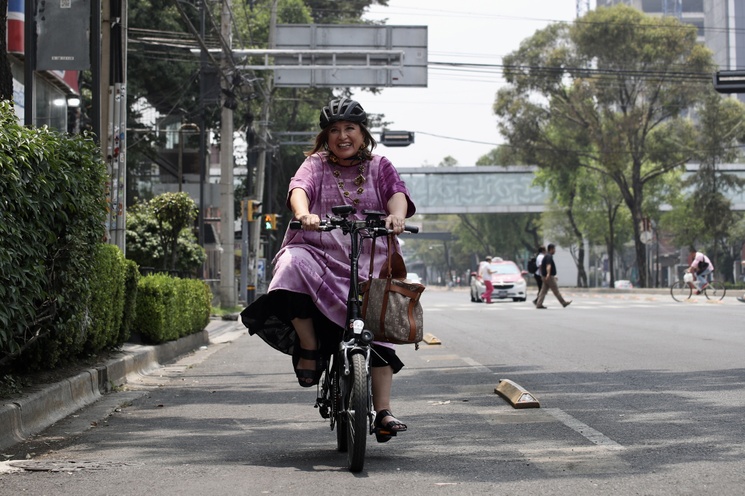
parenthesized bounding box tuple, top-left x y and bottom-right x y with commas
(296, 213, 321, 231)
(385, 214, 406, 235)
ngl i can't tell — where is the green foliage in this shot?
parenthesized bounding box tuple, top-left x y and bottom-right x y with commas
(133, 275, 212, 344)
(119, 259, 141, 346)
(126, 192, 206, 273)
(87, 244, 127, 353)
(494, 5, 718, 287)
(0, 101, 108, 370)
(304, 0, 388, 24)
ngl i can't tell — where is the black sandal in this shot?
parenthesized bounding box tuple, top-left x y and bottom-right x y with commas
(292, 347, 324, 388)
(374, 409, 407, 443)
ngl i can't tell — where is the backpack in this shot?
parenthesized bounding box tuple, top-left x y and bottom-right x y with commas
(527, 256, 538, 275)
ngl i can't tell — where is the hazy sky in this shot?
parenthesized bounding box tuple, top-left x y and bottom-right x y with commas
(357, 1, 579, 168)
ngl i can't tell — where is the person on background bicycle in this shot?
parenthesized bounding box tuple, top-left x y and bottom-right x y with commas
(686, 247, 714, 294)
(240, 98, 415, 440)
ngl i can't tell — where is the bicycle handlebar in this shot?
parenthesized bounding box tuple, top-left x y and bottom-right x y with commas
(289, 219, 418, 234)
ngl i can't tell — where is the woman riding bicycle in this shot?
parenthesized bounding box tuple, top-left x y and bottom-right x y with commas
(686, 247, 714, 295)
(241, 97, 415, 440)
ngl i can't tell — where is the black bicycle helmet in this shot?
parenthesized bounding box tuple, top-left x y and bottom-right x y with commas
(319, 98, 368, 129)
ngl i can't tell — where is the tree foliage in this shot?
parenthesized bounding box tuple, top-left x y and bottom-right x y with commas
(126, 192, 205, 273)
(494, 5, 715, 287)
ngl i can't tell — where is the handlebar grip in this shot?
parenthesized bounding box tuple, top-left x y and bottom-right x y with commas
(404, 225, 419, 234)
(289, 220, 301, 230)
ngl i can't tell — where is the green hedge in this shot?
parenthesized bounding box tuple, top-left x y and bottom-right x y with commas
(0, 99, 211, 373)
(119, 259, 140, 346)
(134, 275, 211, 344)
(0, 101, 108, 370)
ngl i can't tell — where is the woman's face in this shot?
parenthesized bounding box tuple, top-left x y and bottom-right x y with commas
(327, 120, 364, 162)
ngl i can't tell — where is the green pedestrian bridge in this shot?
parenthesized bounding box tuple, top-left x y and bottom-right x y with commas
(397, 164, 745, 214)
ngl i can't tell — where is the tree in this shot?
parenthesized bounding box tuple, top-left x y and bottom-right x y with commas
(679, 92, 745, 281)
(494, 5, 714, 287)
(126, 192, 205, 273)
(438, 155, 458, 167)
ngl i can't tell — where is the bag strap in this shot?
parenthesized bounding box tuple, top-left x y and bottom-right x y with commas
(368, 234, 407, 280)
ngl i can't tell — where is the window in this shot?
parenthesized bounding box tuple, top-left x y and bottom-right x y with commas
(682, 0, 703, 13)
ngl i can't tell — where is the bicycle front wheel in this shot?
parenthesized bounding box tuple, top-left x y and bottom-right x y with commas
(704, 281, 726, 301)
(671, 281, 691, 302)
(346, 353, 369, 473)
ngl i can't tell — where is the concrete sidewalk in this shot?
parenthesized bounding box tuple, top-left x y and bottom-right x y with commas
(0, 318, 246, 451)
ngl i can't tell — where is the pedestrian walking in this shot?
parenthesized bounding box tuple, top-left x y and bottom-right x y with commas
(530, 246, 546, 304)
(535, 244, 571, 309)
(479, 255, 494, 303)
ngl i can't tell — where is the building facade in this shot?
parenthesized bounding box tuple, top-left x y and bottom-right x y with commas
(595, 0, 744, 100)
(6, 0, 81, 131)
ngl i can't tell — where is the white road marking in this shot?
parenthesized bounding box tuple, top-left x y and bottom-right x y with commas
(544, 408, 625, 451)
(461, 356, 492, 374)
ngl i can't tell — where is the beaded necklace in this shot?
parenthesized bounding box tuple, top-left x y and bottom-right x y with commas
(327, 149, 370, 205)
(331, 162, 366, 205)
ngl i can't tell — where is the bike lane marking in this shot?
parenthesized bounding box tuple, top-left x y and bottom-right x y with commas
(543, 407, 625, 451)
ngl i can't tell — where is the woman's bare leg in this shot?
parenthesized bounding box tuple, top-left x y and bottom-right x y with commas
(291, 317, 317, 384)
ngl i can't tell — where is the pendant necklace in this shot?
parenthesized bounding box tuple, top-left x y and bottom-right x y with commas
(331, 160, 366, 205)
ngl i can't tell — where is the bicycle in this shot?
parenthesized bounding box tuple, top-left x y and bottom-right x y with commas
(290, 205, 417, 473)
(670, 273, 726, 302)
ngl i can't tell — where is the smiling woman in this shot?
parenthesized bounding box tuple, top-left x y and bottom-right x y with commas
(240, 97, 416, 448)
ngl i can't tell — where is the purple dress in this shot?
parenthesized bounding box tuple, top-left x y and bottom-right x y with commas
(242, 152, 415, 356)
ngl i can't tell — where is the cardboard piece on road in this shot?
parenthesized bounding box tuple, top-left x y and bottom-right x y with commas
(423, 333, 441, 345)
(495, 379, 540, 409)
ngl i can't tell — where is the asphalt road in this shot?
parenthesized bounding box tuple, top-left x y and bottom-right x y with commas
(2, 288, 744, 495)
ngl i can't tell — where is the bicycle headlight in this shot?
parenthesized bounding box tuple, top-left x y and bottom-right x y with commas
(352, 319, 365, 335)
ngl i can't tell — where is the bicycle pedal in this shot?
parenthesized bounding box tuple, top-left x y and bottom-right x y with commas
(374, 427, 397, 437)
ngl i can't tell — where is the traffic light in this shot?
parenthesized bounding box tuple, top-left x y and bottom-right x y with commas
(714, 70, 745, 94)
(263, 213, 277, 230)
(380, 130, 415, 147)
(262, 213, 275, 230)
(244, 199, 262, 221)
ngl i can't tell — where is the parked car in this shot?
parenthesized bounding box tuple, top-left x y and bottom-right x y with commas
(470, 259, 528, 302)
(407, 272, 422, 284)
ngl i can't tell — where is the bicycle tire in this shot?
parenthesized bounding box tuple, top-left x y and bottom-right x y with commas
(671, 281, 691, 302)
(704, 281, 726, 301)
(346, 353, 368, 472)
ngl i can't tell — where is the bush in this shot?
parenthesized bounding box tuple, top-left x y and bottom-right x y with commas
(86, 244, 127, 353)
(0, 101, 108, 371)
(118, 259, 140, 346)
(133, 275, 211, 344)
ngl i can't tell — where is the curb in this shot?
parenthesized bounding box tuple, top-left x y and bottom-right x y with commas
(0, 319, 240, 452)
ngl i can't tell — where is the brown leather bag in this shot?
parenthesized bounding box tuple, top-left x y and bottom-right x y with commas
(360, 235, 425, 345)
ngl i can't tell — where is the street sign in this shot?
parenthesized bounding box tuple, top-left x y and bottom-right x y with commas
(271, 24, 428, 88)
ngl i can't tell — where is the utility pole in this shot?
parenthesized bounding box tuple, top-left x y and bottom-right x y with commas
(218, 0, 235, 307)
(246, 0, 277, 304)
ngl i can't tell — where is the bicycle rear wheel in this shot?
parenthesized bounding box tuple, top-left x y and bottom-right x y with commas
(671, 281, 691, 302)
(346, 353, 369, 473)
(703, 281, 726, 301)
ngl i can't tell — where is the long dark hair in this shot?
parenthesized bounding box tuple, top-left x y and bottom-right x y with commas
(304, 122, 377, 158)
